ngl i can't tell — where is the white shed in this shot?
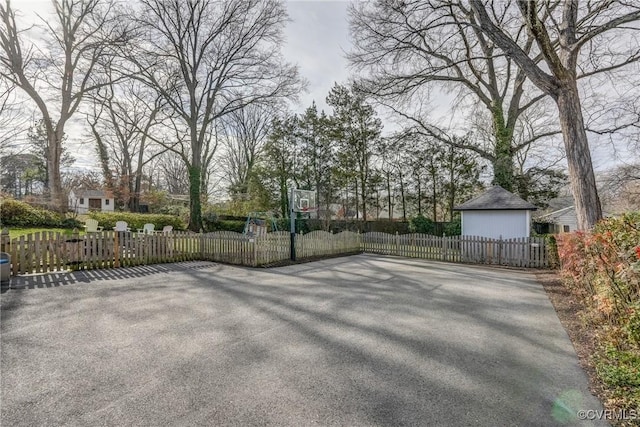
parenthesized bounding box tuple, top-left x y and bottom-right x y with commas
(453, 185, 537, 239)
(69, 189, 115, 214)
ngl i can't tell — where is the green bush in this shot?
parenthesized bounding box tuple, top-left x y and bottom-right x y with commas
(207, 220, 246, 233)
(87, 211, 186, 231)
(557, 212, 640, 411)
(0, 198, 71, 228)
(409, 215, 435, 234)
(596, 346, 640, 388)
(156, 205, 190, 223)
(60, 217, 83, 229)
(202, 209, 220, 232)
(443, 215, 461, 236)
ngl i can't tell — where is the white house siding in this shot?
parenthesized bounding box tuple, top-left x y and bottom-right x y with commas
(68, 191, 115, 214)
(101, 199, 115, 213)
(462, 210, 530, 239)
(553, 209, 578, 233)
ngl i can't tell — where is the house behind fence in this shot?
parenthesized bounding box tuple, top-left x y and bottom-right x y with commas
(0, 229, 550, 278)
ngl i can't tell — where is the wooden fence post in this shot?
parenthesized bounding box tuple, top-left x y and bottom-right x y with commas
(114, 231, 120, 268)
(253, 236, 258, 267)
(1, 228, 9, 253)
(395, 232, 399, 256)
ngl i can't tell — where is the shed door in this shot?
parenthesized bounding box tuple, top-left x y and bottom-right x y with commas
(88, 198, 102, 210)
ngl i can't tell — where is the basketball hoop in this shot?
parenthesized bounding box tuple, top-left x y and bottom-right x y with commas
(300, 206, 317, 214)
(292, 189, 317, 213)
(289, 188, 317, 262)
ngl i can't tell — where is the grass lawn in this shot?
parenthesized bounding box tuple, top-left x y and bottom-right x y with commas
(4, 228, 85, 240)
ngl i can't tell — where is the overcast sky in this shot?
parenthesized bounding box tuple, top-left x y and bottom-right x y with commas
(10, 0, 354, 170)
(7, 0, 633, 173)
(284, 1, 351, 114)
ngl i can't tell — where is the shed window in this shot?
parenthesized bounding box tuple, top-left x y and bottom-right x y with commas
(105, 199, 110, 205)
(563, 225, 570, 232)
(79, 198, 84, 204)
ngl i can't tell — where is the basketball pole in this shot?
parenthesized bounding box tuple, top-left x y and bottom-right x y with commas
(289, 186, 296, 261)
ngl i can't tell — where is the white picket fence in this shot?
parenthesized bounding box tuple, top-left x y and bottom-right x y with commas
(0, 229, 549, 277)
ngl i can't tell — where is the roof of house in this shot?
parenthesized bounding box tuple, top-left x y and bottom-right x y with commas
(537, 205, 575, 222)
(72, 189, 113, 199)
(453, 185, 537, 211)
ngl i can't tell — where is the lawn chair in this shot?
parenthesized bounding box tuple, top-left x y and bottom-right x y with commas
(155, 225, 173, 235)
(84, 218, 103, 233)
(113, 221, 130, 232)
(137, 223, 155, 235)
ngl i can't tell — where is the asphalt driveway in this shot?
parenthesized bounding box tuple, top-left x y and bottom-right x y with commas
(1, 255, 605, 426)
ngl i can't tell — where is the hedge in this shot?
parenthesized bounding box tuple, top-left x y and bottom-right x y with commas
(202, 216, 458, 235)
(87, 211, 186, 231)
(0, 198, 81, 228)
(557, 212, 640, 410)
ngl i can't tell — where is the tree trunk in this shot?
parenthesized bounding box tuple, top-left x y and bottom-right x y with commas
(280, 179, 288, 218)
(354, 180, 359, 220)
(491, 106, 515, 191)
(399, 175, 406, 222)
(417, 178, 422, 216)
(432, 179, 437, 222)
(448, 148, 455, 221)
(556, 82, 602, 229)
(386, 171, 393, 219)
(360, 178, 367, 221)
(188, 165, 203, 232)
(47, 131, 65, 212)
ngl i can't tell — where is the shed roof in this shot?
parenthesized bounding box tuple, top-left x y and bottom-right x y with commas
(537, 205, 575, 222)
(453, 185, 537, 211)
(72, 189, 113, 199)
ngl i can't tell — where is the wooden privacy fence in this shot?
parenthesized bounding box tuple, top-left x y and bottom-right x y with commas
(0, 229, 549, 277)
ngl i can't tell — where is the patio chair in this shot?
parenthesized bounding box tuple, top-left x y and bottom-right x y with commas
(113, 221, 131, 232)
(84, 218, 103, 233)
(155, 225, 173, 235)
(137, 223, 155, 235)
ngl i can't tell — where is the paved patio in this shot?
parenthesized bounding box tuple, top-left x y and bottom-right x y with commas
(1, 255, 604, 426)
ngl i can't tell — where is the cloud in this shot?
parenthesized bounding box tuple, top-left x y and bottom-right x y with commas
(283, 1, 351, 114)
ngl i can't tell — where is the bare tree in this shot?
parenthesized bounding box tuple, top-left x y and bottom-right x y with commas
(156, 152, 190, 195)
(0, 0, 128, 211)
(0, 76, 26, 149)
(598, 162, 640, 212)
(219, 103, 274, 197)
(470, 0, 640, 229)
(127, 0, 303, 231)
(87, 79, 166, 211)
(348, 1, 557, 192)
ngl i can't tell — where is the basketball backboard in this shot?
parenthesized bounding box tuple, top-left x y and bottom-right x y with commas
(292, 189, 317, 213)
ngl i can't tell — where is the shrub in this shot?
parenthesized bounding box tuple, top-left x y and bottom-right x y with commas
(156, 205, 190, 224)
(557, 212, 640, 319)
(443, 215, 462, 236)
(409, 215, 435, 234)
(202, 209, 220, 232)
(60, 217, 83, 229)
(206, 220, 246, 233)
(0, 198, 67, 228)
(87, 211, 186, 231)
(557, 212, 640, 412)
